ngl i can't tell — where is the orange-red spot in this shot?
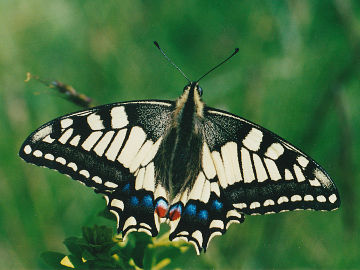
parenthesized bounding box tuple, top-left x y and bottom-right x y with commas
(169, 208, 181, 221)
(155, 205, 167, 218)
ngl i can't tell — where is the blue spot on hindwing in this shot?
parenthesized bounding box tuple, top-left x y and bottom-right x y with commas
(212, 199, 223, 211)
(130, 196, 139, 206)
(122, 183, 130, 193)
(185, 204, 196, 216)
(142, 195, 153, 208)
(198, 209, 208, 221)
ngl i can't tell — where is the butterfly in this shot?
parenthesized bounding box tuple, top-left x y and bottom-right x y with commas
(19, 42, 340, 255)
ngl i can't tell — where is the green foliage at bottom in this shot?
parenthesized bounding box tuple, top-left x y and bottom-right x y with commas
(41, 225, 191, 270)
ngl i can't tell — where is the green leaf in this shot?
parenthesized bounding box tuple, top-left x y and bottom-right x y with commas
(41, 252, 69, 269)
(63, 237, 87, 258)
(67, 255, 86, 269)
(143, 247, 155, 270)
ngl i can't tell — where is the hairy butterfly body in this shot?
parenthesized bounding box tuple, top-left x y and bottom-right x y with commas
(20, 46, 340, 254)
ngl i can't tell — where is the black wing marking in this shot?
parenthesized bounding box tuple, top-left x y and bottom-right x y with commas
(169, 106, 340, 254)
(19, 100, 174, 237)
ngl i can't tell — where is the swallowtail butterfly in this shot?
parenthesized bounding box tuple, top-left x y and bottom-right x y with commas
(19, 43, 340, 255)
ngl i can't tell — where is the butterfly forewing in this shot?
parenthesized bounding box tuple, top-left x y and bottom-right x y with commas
(203, 107, 340, 213)
(19, 100, 174, 237)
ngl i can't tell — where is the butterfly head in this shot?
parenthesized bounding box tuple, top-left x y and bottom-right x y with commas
(183, 82, 203, 97)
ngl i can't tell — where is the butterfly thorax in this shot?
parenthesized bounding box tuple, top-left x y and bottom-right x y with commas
(156, 82, 204, 201)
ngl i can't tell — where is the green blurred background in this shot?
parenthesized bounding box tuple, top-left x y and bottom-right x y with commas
(0, 0, 359, 269)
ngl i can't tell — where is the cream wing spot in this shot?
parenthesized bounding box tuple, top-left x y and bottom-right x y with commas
(110, 106, 129, 129)
(316, 195, 326, 202)
(226, 219, 241, 230)
(32, 126, 52, 142)
(24, 145, 32, 154)
(123, 216, 137, 232)
(43, 135, 55, 143)
(264, 158, 281, 181)
(93, 131, 115, 156)
(250, 202, 260, 209)
(233, 203, 247, 209)
(265, 143, 284, 160)
(221, 142, 242, 184)
(200, 179, 211, 203)
(129, 140, 154, 173)
(56, 157, 66, 165)
(58, 128, 73, 144)
(92, 176, 102, 184)
(226, 209, 242, 219)
(329, 194, 337, 203)
(277, 196, 289, 204)
(242, 128, 263, 151)
(252, 153, 268, 182)
(154, 213, 160, 232)
(79, 170, 90, 178)
(69, 135, 81, 146)
(284, 169, 294, 180)
(314, 169, 332, 188)
(202, 142, 216, 179)
(87, 113, 105, 130)
(140, 223, 152, 231)
(291, 195, 302, 202)
(82, 131, 103, 151)
(210, 182, 221, 197)
(67, 162, 77, 171)
(44, 153, 54, 160)
(211, 151, 228, 188)
(293, 164, 306, 182)
(61, 118, 73, 129)
(33, 150, 43, 157)
(209, 220, 224, 230)
(304, 195, 314, 201)
(118, 126, 146, 168)
(241, 147, 255, 183)
(105, 182, 118, 188)
(105, 129, 127, 161)
(143, 162, 155, 192)
(111, 199, 124, 211)
(191, 230, 203, 248)
(189, 171, 206, 200)
(264, 199, 275, 206)
(123, 228, 137, 240)
(309, 178, 321, 187)
(297, 156, 309, 167)
(110, 210, 120, 226)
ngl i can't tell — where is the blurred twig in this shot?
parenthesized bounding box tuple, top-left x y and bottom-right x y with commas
(25, 72, 94, 109)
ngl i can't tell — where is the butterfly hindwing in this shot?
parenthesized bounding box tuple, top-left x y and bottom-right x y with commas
(168, 175, 245, 254)
(19, 100, 174, 237)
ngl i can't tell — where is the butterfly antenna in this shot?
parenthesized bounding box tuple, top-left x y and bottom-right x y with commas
(196, 48, 239, 83)
(154, 41, 191, 83)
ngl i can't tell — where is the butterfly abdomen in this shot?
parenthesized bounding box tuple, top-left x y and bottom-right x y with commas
(155, 83, 205, 200)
